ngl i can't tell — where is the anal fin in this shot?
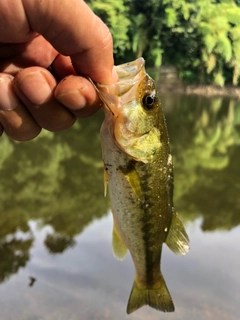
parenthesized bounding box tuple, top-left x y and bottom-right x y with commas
(165, 212, 190, 255)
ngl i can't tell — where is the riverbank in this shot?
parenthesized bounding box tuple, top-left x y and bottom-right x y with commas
(153, 65, 240, 99)
(159, 84, 240, 99)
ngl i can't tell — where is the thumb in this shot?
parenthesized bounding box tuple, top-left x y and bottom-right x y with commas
(22, 0, 114, 83)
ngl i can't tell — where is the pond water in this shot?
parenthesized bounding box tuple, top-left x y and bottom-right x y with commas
(0, 94, 239, 320)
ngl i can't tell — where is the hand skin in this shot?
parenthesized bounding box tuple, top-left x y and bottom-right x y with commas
(0, 0, 117, 141)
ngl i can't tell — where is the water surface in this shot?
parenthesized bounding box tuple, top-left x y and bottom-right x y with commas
(0, 94, 239, 320)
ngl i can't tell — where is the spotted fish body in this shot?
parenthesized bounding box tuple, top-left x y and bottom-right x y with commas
(96, 58, 189, 314)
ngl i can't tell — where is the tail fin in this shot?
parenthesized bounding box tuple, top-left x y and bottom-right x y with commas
(126, 274, 174, 314)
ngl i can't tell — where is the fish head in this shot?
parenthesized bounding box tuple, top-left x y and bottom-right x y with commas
(97, 58, 161, 163)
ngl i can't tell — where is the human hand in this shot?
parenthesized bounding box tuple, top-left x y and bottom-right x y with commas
(0, 0, 116, 141)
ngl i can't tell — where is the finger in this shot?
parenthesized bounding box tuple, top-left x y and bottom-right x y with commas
(22, 0, 115, 83)
(55, 75, 101, 118)
(13, 67, 76, 131)
(0, 35, 59, 75)
(0, 74, 41, 141)
(0, 2, 36, 43)
(51, 54, 76, 79)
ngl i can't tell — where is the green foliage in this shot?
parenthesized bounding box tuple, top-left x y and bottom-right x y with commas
(159, 0, 240, 85)
(87, 0, 240, 86)
(86, 0, 130, 58)
(0, 112, 109, 282)
(165, 8, 177, 27)
(164, 94, 240, 230)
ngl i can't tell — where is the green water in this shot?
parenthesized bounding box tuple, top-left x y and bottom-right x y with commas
(0, 94, 239, 320)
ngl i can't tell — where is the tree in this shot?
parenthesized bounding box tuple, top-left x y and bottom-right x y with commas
(86, 0, 130, 59)
(85, 0, 240, 85)
(195, 0, 240, 85)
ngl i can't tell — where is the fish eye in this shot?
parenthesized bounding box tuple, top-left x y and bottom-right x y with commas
(142, 93, 155, 110)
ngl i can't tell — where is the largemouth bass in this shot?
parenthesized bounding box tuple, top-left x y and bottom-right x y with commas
(94, 58, 189, 314)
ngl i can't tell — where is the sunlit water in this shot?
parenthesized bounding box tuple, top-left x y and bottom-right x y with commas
(0, 94, 239, 320)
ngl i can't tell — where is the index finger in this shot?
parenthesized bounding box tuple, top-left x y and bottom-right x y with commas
(22, 0, 114, 83)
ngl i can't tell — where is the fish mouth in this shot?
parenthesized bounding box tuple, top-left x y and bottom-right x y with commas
(96, 58, 146, 113)
(115, 57, 145, 84)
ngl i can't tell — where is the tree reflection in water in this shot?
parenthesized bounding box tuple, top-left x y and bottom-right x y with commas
(0, 95, 240, 284)
(163, 94, 240, 231)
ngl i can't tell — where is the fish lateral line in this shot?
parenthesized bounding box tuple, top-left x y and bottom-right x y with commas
(88, 77, 115, 117)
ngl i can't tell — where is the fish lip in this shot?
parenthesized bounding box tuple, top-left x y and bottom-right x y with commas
(115, 57, 145, 82)
(97, 58, 146, 97)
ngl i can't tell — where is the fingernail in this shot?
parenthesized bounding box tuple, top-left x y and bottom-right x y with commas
(56, 90, 87, 110)
(18, 71, 52, 105)
(0, 75, 19, 111)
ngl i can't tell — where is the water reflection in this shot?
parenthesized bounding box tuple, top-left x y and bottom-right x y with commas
(0, 112, 108, 284)
(162, 94, 240, 232)
(0, 95, 240, 319)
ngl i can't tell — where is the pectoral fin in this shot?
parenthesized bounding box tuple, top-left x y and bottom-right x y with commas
(165, 212, 190, 255)
(112, 224, 128, 260)
(119, 163, 143, 201)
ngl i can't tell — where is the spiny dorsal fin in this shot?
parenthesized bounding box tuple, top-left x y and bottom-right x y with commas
(112, 224, 128, 260)
(165, 212, 190, 255)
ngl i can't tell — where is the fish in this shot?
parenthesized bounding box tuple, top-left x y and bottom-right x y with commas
(93, 57, 189, 314)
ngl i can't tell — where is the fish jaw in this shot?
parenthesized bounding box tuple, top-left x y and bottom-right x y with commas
(97, 57, 146, 115)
